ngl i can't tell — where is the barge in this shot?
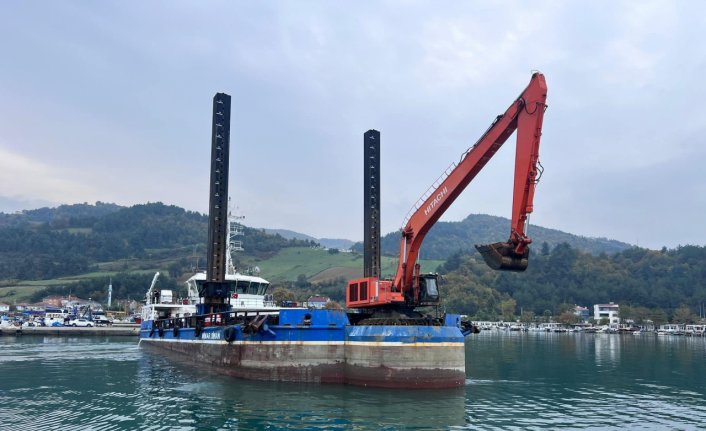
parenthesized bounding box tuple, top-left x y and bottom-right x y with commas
(139, 307, 469, 388)
(140, 73, 547, 389)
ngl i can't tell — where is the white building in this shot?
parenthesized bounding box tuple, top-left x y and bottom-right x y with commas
(306, 296, 330, 309)
(574, 305, 590, 322)
(594, 303, 620, 324)
(0, 303, 9, 312)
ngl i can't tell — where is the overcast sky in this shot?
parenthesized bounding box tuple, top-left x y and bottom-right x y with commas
(1, 1, 705, 249)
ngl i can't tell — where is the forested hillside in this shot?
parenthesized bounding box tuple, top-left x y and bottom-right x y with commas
(352, 214, 631, 259)
(0, 201, 122, 228)
(439, 243, 706, 322)
(0, 202, 317, 281)
(3, 202, 704, 322)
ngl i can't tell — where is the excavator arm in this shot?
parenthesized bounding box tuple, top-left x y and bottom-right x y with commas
(394, 72, 547, 297)
(346, 72, 547, 310)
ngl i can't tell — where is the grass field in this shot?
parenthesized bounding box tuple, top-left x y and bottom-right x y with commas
(0, 269, 164, 305)
(12, 269, 157, 287)
(244, 247, 444, 283)
(0, 285, 46, 304)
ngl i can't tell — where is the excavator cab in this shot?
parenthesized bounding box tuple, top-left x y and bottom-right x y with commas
(417, 274, 440, 305)
(475, 242, 529, 272)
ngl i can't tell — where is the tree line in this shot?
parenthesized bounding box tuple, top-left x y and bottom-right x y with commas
(437, 243, 706, 323)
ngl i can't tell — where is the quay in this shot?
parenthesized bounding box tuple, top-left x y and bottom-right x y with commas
(0, 324, 139, 337)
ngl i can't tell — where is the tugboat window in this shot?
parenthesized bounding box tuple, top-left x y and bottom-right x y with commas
(236, 280, 249, 293)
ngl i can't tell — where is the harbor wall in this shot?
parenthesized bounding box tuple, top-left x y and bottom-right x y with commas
(0, 325, 140, 337)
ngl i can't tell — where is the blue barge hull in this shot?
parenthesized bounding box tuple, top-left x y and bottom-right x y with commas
(139, 309, 466, 389)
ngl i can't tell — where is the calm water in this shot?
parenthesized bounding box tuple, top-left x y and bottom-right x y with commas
(1, 332, 705, 430)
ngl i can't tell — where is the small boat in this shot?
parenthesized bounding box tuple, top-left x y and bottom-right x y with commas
(43, 307, 71, 327)
(657, 324, 683, 336)
(685, 324, 705, 336)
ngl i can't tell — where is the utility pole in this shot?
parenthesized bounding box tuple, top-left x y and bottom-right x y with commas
(108, 278, 113, 308)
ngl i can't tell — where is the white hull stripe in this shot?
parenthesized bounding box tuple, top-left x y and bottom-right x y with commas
(139, 339, 464, 348)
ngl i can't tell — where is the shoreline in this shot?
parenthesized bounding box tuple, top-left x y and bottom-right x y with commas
(0, 324, 139, 337)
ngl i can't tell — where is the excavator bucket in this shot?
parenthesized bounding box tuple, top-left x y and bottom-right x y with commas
(475, 242, 529, 272)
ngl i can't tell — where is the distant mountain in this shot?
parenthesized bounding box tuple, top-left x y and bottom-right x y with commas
(260, 229, 353, 250)
(318, 238, 355, 250)
(261, 228, 318, 243)
(0, 201, 122, 228)
(351, 213, 632, 259)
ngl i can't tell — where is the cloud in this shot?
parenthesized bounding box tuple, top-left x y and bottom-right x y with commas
(418, 6, 563, 92)
(0, 145, 98, 205)
(1, 1, 705, 248)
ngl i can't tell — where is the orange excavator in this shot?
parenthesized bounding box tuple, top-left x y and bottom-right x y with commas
(347, 72, 548, 311)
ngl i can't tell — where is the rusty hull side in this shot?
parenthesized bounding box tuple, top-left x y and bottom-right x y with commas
(140, 338, 346, 384)
(139, 316, 467, 389)
(344, 325, 466, 389)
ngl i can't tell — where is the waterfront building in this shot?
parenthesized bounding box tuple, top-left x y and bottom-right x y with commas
(59, 295, 79, 307)
(306, 296, 331, 309)
(42, 296, 65, 307)
(65, 298, 103, 310)
(594, 302, 620, 324)
(0, 303, 9, 313)
(574, 305, 590, 322)
(15, 303, 44, 312)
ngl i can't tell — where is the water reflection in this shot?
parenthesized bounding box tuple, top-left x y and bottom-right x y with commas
(466, 331, 706, 430)
(594, 333, 620, 366)
(2, 334, 706, 430)
(135, 352, 468, 430)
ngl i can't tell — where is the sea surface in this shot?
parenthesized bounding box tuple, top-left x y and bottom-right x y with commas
(1, 331, 705, 430)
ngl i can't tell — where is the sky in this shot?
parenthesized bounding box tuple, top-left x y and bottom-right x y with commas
(1, 1, 705, 249)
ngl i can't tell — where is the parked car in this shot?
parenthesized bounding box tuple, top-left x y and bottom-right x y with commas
(68, 318, 93, 327)
(93, 316, 112, 326)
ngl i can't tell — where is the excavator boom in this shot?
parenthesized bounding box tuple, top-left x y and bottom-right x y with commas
(347, 72, 548, 309)
(395, 72, 547, 290)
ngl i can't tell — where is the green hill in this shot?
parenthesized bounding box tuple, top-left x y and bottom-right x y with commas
(3, 202, 703, 321)
(0, 201, 122, 228)
(352, 213, 632, 259)
(0, 202, 316, 283)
